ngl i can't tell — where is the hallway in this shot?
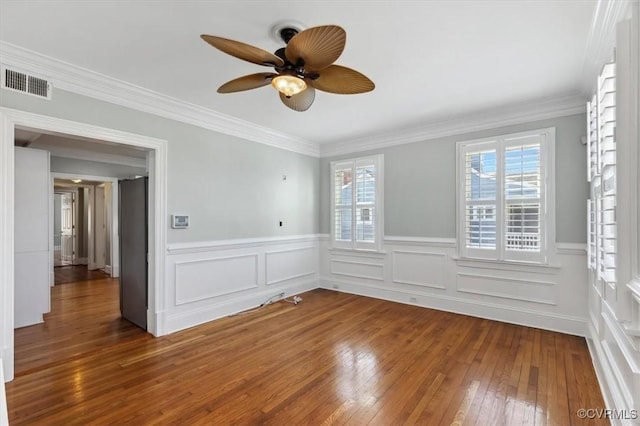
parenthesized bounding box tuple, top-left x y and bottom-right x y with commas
(14, 274, 147, 376)
(54, 265, 109, 285)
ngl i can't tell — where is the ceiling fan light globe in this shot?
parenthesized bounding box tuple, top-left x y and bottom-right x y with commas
(271, 75, 307, 97)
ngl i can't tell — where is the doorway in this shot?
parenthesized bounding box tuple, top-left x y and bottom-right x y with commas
(13, 276, 144, 375)
(51, 175, 119, 284)
(53, 192, 74, 267)
(0, 107, 168, 382)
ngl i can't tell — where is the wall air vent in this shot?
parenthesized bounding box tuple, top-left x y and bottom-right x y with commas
(1, 66, 51, 99)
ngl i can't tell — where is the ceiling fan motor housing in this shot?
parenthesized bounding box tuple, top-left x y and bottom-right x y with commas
(279, 27, 299, 44)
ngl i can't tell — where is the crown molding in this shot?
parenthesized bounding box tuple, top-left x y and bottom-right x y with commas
(319, 94, 586, 157)
(0, 42, 320, 157)
(581, 0, 634, 94)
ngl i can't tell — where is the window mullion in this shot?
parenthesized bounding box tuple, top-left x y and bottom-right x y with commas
(496, 139, 505, 261)
(539, 143, 547, 259)
(351, 163, 357, 248)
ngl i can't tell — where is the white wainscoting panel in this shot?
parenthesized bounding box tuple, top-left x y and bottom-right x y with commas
(265, 246, 317, 285)
(456, 273, 556, 305)
(320, 237, 588, 336)
(392, 250, 446, 289)
(330, 259, 384, 281)
(164, 234, 320, 334)
(175, 254, 259, 305)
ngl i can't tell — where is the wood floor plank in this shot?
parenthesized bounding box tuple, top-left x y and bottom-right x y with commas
(7, 283, 607, 425)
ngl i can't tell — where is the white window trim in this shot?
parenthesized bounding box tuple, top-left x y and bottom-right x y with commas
(456, 127, 556, 264)
(330, 154, 384, 252)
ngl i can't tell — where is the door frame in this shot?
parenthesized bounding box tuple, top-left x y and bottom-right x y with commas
(52, 173, 121, 277)
(93, 184, 107, 270)
(52, 187, 79, 281)
(0, 107, 168, 381)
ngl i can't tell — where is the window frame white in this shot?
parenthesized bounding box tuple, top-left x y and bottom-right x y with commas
(330, 154, 384, 251)
(456, 127, 556, 264)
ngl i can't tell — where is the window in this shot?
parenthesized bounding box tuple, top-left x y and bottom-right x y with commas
(331, 155, 383, 250)
(457, 128, 554, 263)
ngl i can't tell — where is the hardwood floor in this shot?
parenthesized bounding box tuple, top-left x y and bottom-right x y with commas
(7, 288, 606, 425)
(14, 277, 145, 375)
(54, 265, 110, 285)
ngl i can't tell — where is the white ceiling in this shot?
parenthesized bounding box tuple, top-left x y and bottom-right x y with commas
(0, 1, 597, 145)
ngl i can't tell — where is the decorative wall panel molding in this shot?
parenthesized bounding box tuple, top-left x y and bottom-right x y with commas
(391, 250, 446, 289)
(320, 238, 586, 336)
(456, 273, 556, 305)
(165, 235, 320, 333)
(265, 246, 317, 286)
(175, 254, 258, 305)
(330, 259, 384, 281)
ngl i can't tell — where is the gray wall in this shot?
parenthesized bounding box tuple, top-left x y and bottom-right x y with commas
(2, 88, 585, 244)
(2, 89, 320, 243)
(320, 113, 588, 243)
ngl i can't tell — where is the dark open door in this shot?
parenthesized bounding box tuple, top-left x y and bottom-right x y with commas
(119, 177, 148, 330)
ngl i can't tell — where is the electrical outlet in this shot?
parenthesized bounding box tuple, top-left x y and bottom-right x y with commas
(279, 292, 285, 298)
(332, 284, 339, 289)
(410, 297, 418, 303)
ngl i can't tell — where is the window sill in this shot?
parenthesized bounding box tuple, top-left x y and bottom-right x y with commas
(453, 256, 561, 274)
(328, 247, 387, 257)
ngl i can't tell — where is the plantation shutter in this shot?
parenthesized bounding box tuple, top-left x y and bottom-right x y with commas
(462, 142, 497, 259)
(503, 137, 543, 262)
(355, 159, 377, 247)
(587, 62, 616, 285)
(333, 162, 353, 245)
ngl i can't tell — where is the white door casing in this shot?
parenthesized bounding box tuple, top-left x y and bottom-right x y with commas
(94, 185, 106, 270)
(60, 192, 75, 265)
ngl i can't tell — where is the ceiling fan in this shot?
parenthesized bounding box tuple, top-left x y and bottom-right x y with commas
(200, 25, 375, 111)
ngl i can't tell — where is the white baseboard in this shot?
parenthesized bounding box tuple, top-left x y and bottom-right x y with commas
(320, 277, 587, 336)
(163, 278, 317, 334)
